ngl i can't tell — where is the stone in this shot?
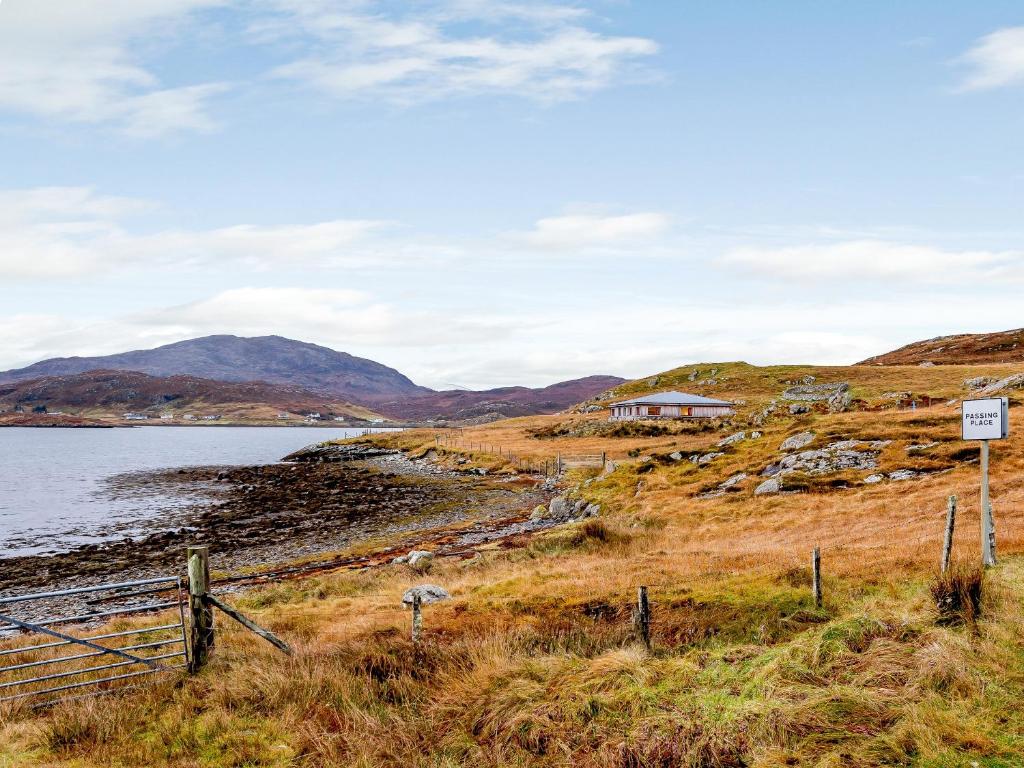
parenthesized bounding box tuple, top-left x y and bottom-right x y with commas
(919, 361, 936, 367)
(391, 555, 408, 564)
(828, 388, 853, 413)
(751, 431, 762, 439)
(906, 442, 938, 453)
(868, 440, 892, 450)
(407, 550, 434, 569)
(697, 452, 724, 465)
(669, 451, 684, 461)
(761, 463, 781, 477)
(720, 472, 748, 489)
(778, 448, 878, 475)
(780, 431, 815, 451)
(582, 503, 601, 518)
(964, 376, 996, 390)
(863, 474, 884, 484)
(548, 497, 569, 518)
(718, 431, 746, 447)
(688, 369, 699, 381)
(529, 504, 547, 521)
(888, 469, 919, 481)
(789, 404, 810, 415)
(755, 478, 781, 495)
(401, 585, 450, 607)
(782, 382, 849, 402)
(976, 373, 1024, 397)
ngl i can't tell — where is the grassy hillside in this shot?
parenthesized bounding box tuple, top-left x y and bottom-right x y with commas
(3, 360, 1024, 766)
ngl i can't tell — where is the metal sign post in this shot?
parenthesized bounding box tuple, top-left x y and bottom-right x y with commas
(962, 397, 1009, 567)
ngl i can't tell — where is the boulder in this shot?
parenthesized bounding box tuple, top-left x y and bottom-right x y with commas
(750, 431, 762, 439)
(669, 451, 684, 461)
(402, 585, 450, 607)
(976, 373, 1024, 397)
(407, 550, 434, 569)
(964, 376, 996, 390)
(697, 452, 724, 465)
(720, 472, 748, 489)
(529, 504, 547, 521)
(782, 382, 850, 403)
(718, 431, 746, 447)
(789, 404, 810, 415)
(863, 474, 884, 484)
(755, 478, 781, 495)
(780, 432, 815, 451)
(888, 469, 919, 481)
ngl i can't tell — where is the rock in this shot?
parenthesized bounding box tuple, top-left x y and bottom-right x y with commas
(548, 497, 569, 518)
(720, 472, 748, 489)
(964, 376, 996, 390)
(474, 467, 488, 475)
(718, 431, 746, 447)
(888, 469, 919, 481)
(697, 452, 724, 465)
(529, 504, 547, 521)
(669, 451, 684, 461)
(919, 361, 936, 367)
(646, 376, 660, 387)
(761, 463, 781, 477)
(778, 447, 878, 475)
(828, 388, 853, 413)
(789, 404, 810, 415)
(863, 474, 884, 484)
(755, 478, 781, 495)
(976, 373, 1024, 397)
(401, 585, 450, 607)
(689, 454, 700, 464)
(782, 382, 848, 402)
(906, 442, 938, 453)
(391, 555, 408, 564)
(283, 443, 399, 463)
(751, 431, 762, 439)
(780, 432, 815, 451)
(688, 369, 699, 382)
(407, 550, 434, 569)
(868, 440, 892, 450)
(829, 440, 861, 451)
(582, 503, 600, 518)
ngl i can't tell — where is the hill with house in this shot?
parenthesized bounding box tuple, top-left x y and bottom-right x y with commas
(0, 370, 381, 425)
(0, 336, 625, 423)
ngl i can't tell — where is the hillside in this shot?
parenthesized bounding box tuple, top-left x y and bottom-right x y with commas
(0, 335, 428, 401)
(6, 357, 1024, 766)
(374, 375, 626, 421)
(0, 370, 381, 423)
(860, 327, 1024, 366)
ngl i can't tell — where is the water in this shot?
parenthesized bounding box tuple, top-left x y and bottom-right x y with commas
(0, 427, 392, 557)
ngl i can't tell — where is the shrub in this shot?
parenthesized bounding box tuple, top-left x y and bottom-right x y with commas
(930, 566, 983, 626)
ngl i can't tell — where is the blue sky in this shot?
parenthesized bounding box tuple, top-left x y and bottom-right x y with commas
(2, 1, 1024, 389)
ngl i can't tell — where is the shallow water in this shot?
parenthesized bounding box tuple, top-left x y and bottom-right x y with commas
(0, 426, 392, 557)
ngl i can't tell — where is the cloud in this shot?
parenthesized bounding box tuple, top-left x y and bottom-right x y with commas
(0, 187, 404, 278)
(517, 212, 671, 248)
(719, 240, 1024, 283)
(0, 0, 228, 135)
(955, 26, 1024, 91)
(263, 1, 658, 104)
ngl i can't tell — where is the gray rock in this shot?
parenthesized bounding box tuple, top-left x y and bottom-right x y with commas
(697, 452, 724, 465)
(778, 448, 878, 475)
(964, 376, 996, 390)
(720, 472, 748, 489)
(548, 497, 569, 518)
(582, 503, 600, 518)
(782, 382, 849, 403)
(751, 431, 762, 439)
(718, 431, 746, 447)
(976, 373, 1024, 397)
(402, 585, 450, 607)
(829, 440, 862, 451)
(669, 451, 684, 461)
(761, 463, 781, 477)
(688, 369, 699, 382)
(906, 442, 938, 453)
(391, 555, 408, 564)
(869, 440, 892, 450)
(407, 550, 434, 569)
(919, 361, 936, 367)
(780, 431, 815, 451)
(789, 404, 810, 415)
(529, 504, 547, 521)
(828, 388, 853, 413)
(755, 478, 781, 495)
(863, 474, 885, 484)
(888, 469, 919, 481)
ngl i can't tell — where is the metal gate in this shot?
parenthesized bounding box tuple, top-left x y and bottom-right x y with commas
(0, 576, 189, 707)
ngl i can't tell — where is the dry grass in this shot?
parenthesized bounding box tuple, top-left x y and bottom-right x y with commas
(3, 359, 1024, 766)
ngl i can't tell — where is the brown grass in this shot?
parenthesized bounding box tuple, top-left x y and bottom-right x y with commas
(3, 359, 1024, 766)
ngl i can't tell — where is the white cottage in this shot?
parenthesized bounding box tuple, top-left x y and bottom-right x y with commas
(609, 391, 733, 421)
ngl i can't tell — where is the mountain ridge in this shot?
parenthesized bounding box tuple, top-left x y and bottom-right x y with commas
(859, 328, 1024, 366)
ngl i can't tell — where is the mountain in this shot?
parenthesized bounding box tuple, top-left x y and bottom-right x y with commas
(373, 375, 626, 421)
(0, 335, 428, 401)
(859, 328, 1024, 366)
(0, 370, 380, 422)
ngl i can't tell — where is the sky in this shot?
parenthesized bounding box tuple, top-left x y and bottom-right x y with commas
(2, 1, 1024, 390)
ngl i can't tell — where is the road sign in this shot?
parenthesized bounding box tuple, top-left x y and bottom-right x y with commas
(962, 397, 1009, 441)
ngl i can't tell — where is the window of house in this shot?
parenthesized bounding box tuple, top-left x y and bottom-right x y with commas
(648, 406, 661, 416)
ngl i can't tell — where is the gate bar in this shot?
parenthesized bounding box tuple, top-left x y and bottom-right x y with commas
(0, 665, 187, 703)
(0, 623, 183, 657)
(0, 601, 180, 631)
(0, 577, 179, 605)
(0, 614, 165, 668)
(0, 651, 185, 690)
(0, 638, 184, 675)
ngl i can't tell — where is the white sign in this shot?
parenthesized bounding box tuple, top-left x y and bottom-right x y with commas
(962, 397, 1009, 441)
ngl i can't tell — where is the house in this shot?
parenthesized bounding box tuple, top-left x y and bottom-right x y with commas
(122, 412, 149, 421)
(277, 412, 292, 420)
(609, 391, 733, 421)
(159, 413, 174, 420)
(333, 416, 346, 422)
(201, 414, 221, 421)
(182, 414, 196, 421)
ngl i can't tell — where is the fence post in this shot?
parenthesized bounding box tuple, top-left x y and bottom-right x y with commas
(411, 592, 423, 643)
(812, 547, 822, 608)
(941, 495, 957, 574)
(601, 451, 606, 467)
(187, 545, 214, 672)
(557, 453, 562, 474)
(634, 586, 651, 649)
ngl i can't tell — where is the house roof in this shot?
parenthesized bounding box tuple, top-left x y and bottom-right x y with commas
(612, 390, 733, 407)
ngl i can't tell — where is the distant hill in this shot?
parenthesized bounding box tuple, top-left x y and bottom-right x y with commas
(0, 335, 428, 400)
(373, 375, 626, 421)
(859, 329, 1024, 366)
(0, 370, 380, 422)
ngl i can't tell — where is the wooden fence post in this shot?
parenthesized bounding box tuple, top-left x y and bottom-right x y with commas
(601, 451, 607, 467)
(557, 453, 562, 474)
(941, 495, 957, 574)
(812, 547, 822, 608)
(411, 593, 423, 643)
(187, 545, 214, 672)
(634, 586, 651, 649)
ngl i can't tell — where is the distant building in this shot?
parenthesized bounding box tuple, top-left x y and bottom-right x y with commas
(306, 412, 321, 420)
(609, 391, 733, 421)
(122, 412, 149, 421)
(370, 418, 385, 424)
(182, 414, 196, 421)
(333, 416, 346, 422)
(277, 412, 292, 420)
(201, 414, 221, 421)
(159, 413, 174, 420)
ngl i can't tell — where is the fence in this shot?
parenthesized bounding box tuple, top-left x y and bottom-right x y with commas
(0, 548, 290, 708)
(434, 432, 606, 475)
(0, 576, 188, 707)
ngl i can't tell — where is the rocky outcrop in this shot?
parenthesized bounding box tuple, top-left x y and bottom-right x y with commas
(975, 373, 1024, 397)
(718, 431, 746, 447)
(284, 443, 399, 463)
(782, 382, 851, 412)
(780, 432, 815, 451)
(532, 496, 600, 523)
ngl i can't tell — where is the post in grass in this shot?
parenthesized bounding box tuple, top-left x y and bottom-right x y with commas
(634, 586, 651, 650)
(411, 592, 423, 643)
(811, 547, 822, 608)
(187, 545, 214, 672)
(941, 495, 957, 574)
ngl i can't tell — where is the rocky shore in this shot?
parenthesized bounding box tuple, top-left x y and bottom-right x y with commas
(0, 444, 552, 602)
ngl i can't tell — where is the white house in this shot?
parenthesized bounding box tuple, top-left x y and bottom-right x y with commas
(609, 391, 733, 421)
